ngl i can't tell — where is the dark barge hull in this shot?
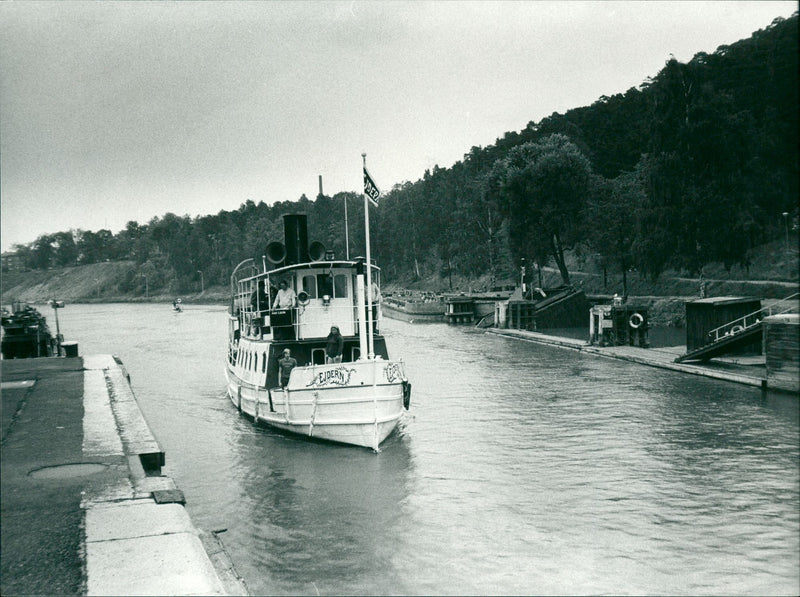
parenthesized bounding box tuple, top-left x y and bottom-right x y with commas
(382, 301, 444, 323)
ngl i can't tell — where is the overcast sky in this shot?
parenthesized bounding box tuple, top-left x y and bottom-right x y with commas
(1, 1, 796, 252)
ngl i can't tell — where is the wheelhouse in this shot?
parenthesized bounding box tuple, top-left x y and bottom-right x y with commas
(229, 258, 384, 389)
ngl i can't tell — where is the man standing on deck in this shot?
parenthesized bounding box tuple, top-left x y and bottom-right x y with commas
(272, 280, 297, 309)
(278, 348, 297, 389)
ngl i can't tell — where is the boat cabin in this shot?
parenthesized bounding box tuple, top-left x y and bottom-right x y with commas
(229, 258, 385, 387)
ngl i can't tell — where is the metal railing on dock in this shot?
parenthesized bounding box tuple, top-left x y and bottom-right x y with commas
(707, 293, 799, 343)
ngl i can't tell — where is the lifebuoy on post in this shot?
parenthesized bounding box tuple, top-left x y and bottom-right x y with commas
(629, 312, 644, 329)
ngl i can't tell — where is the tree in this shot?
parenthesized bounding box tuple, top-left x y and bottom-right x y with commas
(588, 171, 645, 298)
(30, 235, 54, 269)
(52, 231, 78, 267)
(498, 134, 593, 285)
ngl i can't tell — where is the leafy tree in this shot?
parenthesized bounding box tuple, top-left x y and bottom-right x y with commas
(52, 231, 78, 267)
(498, 134, 593, 285)
(588, 171, 645, 298)
(30, 235, 54, 269)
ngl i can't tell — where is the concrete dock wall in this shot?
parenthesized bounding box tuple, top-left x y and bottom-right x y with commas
(764, 314, 800, 393)
(487, 328, 782, 392)
(1, 355, 249, 596)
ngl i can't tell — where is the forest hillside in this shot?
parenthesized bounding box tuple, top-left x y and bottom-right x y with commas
(4, 13, 798, 301)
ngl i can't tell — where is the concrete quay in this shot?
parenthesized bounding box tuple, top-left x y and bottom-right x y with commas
(1, 355, 248, 596)
(488, 328, 772, 390)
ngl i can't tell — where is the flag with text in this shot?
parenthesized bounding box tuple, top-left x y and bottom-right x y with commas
(363, 167, 381, 207)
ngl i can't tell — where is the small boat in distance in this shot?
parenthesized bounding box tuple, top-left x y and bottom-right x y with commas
(224, 213, 411, 450)
(172, 299, 183, 312)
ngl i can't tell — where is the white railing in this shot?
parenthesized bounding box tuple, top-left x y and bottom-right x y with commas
(240, 301, 381, 340)
(707, 293, 799, 343)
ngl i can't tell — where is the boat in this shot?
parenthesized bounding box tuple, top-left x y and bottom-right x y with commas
(172, 299, 183, 312)
(1, 302, 57, 359)
(224, 213, 411, 450)
(382, 295, 445, 323)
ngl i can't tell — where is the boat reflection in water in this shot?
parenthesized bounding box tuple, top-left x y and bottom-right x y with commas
(230, 419, 414, 594)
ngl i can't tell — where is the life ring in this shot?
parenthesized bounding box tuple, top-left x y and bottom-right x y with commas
(629, 312, 644, 329)
(731, 325, 744, 334)
(402, 380, 412, 410)
(298, 291, 310, 306)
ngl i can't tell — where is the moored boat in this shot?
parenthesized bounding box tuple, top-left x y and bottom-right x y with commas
(1, 302, 57, 359)
(224, 213, 411, 450)
(382, 296, 445, 323)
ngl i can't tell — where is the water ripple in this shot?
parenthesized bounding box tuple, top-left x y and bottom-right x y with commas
(58, 306, 799, 596)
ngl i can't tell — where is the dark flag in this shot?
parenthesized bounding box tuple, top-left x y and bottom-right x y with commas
(363, 167, 381, 207)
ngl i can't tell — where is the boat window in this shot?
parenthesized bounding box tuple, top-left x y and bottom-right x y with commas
(350, 346, 360, 361)
(262, 352, 266, 373)
(311, 348, 326, 365)
(317, 274, 333, 298)
(334, 274, 347, 298)
(302, 275, 317, 299)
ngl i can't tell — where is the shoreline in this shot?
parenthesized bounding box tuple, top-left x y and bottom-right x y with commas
(486, 328, 799, 394)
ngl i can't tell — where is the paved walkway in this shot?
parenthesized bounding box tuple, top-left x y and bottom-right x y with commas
(1, 355, 247, 596)
(488, 328, 768, 389)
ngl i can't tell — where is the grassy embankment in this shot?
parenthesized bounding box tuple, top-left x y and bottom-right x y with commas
(383, 238, 799, 326)
(0, 261, 229, 305)
(2, 239, 796, 326)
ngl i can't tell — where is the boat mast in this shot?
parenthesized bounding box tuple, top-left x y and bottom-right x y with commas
(362, 153, 374, 359)
(344, 192, 350, 260)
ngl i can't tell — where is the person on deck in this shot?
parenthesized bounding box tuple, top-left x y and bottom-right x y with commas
(251, 282, 269, 313)
(278, 348, 297, 389)
(325, 326, 344, 364)
(272, 280, 297, 310)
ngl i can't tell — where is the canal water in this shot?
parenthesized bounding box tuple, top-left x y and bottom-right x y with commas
(60, 304, 798, 596)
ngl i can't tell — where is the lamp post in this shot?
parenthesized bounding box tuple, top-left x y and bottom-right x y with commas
(197, 270, 204, 293)
(49, 299, 64, 355)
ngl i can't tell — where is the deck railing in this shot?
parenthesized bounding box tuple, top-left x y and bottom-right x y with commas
(240, 301, 381, 340)
(706, 293, 799, 343)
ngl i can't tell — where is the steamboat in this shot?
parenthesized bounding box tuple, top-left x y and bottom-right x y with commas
(224, 214, 410, 450)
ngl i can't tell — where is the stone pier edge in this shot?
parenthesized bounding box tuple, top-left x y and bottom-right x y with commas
(487, 328, 776, 390)
(82, 354, 249, 596)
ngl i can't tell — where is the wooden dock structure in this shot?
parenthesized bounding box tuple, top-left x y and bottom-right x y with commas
(487, 328, 780, 392)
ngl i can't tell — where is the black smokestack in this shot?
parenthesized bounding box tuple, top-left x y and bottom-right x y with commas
(283, 214, 309, 265)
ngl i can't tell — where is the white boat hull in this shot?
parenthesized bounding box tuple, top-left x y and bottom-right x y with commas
(225, 359, 407, 450)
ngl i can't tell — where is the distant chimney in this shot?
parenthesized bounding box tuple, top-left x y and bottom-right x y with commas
(318, 175, 323, 197)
